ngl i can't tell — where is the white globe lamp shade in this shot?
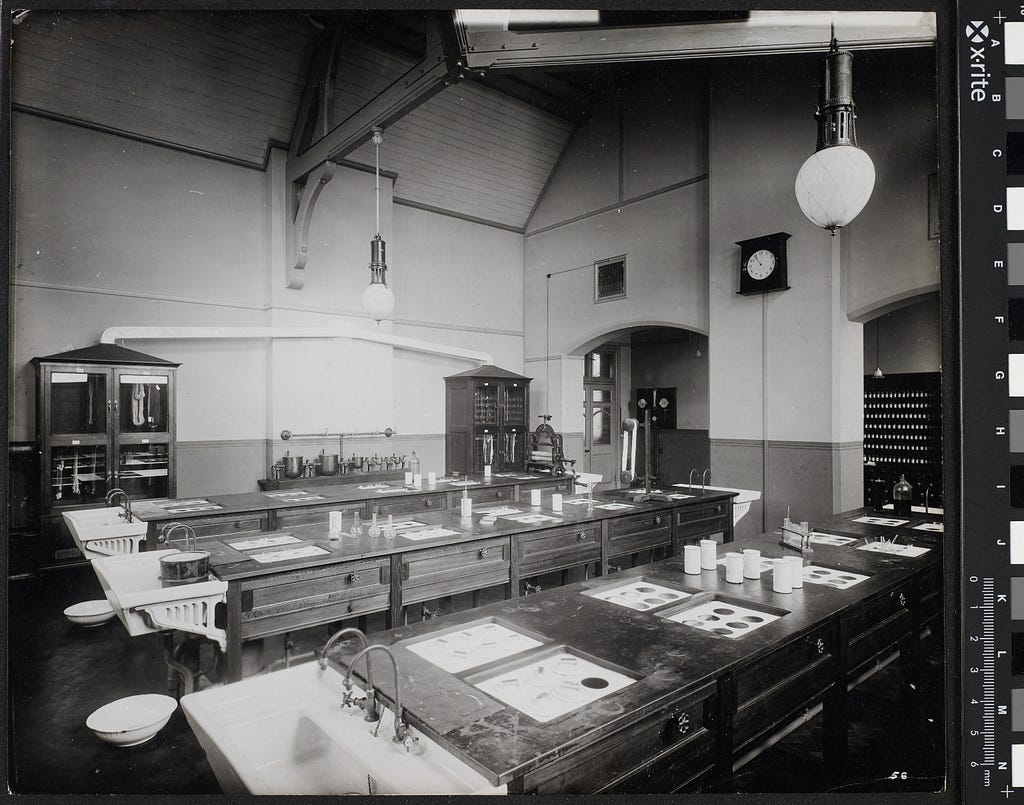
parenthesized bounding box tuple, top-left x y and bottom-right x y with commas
(361, 281, 395, 323)
(794, 145, 876, 232)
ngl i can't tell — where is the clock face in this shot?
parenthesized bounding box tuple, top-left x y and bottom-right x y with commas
(745, 249, 777, 281)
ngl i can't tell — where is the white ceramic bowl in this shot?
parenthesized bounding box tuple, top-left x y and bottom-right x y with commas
(64, 599, 116, 627)
(87, 694, 177, 747)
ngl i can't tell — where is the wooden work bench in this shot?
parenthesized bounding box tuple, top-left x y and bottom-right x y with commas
(322, 507, 943, 794)
(188, 488, 737, 682)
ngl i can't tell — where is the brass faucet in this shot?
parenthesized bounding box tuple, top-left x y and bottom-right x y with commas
(160, 522, 196, 549)
(688, 468, 699, 492)
(343, 644, 418, 750)
(702, 468, 711, 493)
(105, 488, 133, 522)
(319, 627, 378, 722)
(924, 485, 932, 515)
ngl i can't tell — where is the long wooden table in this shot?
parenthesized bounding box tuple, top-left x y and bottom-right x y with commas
(185, 488, 735, 681)
(322, 507, 943, 793)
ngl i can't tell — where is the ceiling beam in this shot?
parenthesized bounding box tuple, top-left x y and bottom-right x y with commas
(458, 11, 936, 71)
(286, 12, 464, 185)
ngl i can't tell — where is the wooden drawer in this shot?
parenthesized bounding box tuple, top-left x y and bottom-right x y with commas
(674, 516, 730, 541)
(732, 656, 835, 751)
(522, 682, 716, 794)
(187, 514, 268, 539)
(274, 502, 364, 529)
(515, 481, 568, 501)
(464, 486, 514, 505)
(734, 625, 834, 706)
(238, 558, 390, 639)
(675, 501, 729, 525)
(844, 585, 915, 641)
(517, 523, 601, 576)
(846, 608, 914, 677)
(372, 493, 448, 516)
(401, 536, 510, 604)
(608, 511, 672, 555)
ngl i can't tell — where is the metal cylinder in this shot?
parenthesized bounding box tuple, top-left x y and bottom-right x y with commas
(318, 454, 339, 476)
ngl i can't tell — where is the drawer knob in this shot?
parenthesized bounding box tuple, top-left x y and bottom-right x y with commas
(478, 548, 490, 558)
(496, 490, 506, 499)
(425, 499, 434, 508)
(234, 520, 243, 529)
(896, 591, 907, 608)
(815, 637, 826, 655)
(525, 582, 542, 595)
(671, 712, 691, 735)
(347, 571, 360, 584)
(654, 516, 663, 526)
(346, 602, 354, 614)
(576, 531, 587, 541)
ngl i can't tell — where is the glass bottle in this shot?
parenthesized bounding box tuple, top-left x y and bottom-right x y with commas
(892, 474, 913, 516)
(351, 511, 364, 536)
(410, 451, 420, 474)
(367, 512, 380, 538)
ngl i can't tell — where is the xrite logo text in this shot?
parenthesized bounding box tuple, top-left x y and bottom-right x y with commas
(966, 20, 995, 102)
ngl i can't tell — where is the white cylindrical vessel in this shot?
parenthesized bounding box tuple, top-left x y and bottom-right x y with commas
(404, 471, 413, 485)
(725, 552, 744, 584)
(484, 465, 492, 479)
(683, 544, 701, 575)
(551, 493, 563, 512)
(460, 497, 473, 518)
(413, 473, 423, 486)
(428, 471, 437, 485)
(743, 549, 761, 580)
(772, 558, 793, 593)
(700, 539, 717, 570)
(786, 556, 805, 588)
(530, 489, 541, 507)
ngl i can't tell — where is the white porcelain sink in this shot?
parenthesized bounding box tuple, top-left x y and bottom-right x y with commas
(62, 507, 149, 558)
(181, 662, 506, 795)
(673, 485, 761, 524)
(91, 550, 227, 648)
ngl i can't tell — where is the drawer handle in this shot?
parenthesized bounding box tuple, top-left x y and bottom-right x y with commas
(654, 516, 663, 526)
(893, 591, 907, 608)
(234, 520, 243, 529)
(496, 490, 506, 499)
(478, 548, 490, 559)
(576, 530, 587, 541)
(346, 602, 354, 614)
(425, 499, 434, 508)
(525, 582, 542, 595)
(347, 571, 360, 584)
(671, 711, 691, 736)
(815, 637, 826, 655)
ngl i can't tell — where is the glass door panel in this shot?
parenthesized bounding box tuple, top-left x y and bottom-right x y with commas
(117, 442, 170, 500)
(49, 371, 108, 435)
(51, 444, 108, 506)
(503, 384, 526, 427)
(118, 374, 170, 433)
(474, 385, 499, 426)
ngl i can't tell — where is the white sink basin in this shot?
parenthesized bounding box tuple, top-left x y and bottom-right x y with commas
(91, 550, 227, 648)
(181, 662, 506, 795)
(62, 507, 149, 558)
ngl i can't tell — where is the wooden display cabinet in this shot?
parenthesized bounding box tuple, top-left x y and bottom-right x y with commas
(32, 344, 179, 568)
(445, 365, 531, 475)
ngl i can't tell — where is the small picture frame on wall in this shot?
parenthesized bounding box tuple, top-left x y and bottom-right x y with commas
(927, 172, 939, 240)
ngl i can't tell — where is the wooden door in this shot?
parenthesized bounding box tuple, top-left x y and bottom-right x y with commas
(583, 349, 618, 486)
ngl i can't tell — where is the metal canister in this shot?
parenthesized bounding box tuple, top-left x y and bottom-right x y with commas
(282, 454, 304, 479)
(318, 453, 339, 476)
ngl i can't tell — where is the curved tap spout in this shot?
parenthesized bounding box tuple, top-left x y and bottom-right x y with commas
(320, 628, 377, 721)
(160, 522, 196, 551)
(105, 488, 133, 522)
(688, 469, 699, 493)
(343, 644, 416, 747)
(701, 469, 711, 493)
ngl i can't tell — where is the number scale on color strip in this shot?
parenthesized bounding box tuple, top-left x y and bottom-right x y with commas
(967, 577, 997, 772)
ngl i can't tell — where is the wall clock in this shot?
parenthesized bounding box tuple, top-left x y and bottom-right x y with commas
(736, 232, 791, 295)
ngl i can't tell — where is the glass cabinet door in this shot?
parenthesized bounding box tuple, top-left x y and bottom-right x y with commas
(117, 372, 171, 433)
(502, 383, 526, 427)
(49, 370, 109, 436)
(116, 441, 170, 500)
(474, 384, 499, 426)
(50, 444, 109, 506)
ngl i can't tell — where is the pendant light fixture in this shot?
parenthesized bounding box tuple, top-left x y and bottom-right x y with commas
(794, 29, 876, 235)
(361, 127, 395, 323)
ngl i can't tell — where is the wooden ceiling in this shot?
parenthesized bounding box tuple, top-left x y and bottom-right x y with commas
(11, 10, 576, 230)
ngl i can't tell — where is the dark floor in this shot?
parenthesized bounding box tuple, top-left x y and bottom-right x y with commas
(7, 563, 946, 795)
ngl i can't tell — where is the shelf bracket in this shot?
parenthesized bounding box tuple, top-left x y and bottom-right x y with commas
(286, 160, 337, 290)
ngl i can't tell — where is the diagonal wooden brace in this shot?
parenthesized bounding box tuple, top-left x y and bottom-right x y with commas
(287, 160, 337, 290)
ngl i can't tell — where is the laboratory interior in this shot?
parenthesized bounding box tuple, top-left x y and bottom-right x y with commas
(5, 8, 950, 796)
